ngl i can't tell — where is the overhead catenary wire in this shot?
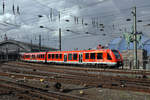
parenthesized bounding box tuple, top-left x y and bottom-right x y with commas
(1, 0, 150, 45)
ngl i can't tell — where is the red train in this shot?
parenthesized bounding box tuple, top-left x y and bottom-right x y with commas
(20, 49, 123, 68)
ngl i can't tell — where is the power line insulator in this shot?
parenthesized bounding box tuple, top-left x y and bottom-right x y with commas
(38, 15, 43, 18)
(65, 19, 70, 22)
(138, 20, 142, 22)
(84, 23, 88, 26)
(66, 29, 70, 32)
(126, 19, 131, 21)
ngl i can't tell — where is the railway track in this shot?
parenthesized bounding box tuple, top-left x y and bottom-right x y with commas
(1, 65, 150, 87)
(1, 61, 150, 94)
(8, 61, 150, 77)
(0, 75, 88, 100)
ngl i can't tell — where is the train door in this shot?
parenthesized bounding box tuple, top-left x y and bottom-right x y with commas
(64, 54, 67, 62)
(45, 52, 48, 63)
(79, 54, 83, 63)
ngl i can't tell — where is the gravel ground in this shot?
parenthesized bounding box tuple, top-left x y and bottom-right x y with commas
(1, 62, 150, 100)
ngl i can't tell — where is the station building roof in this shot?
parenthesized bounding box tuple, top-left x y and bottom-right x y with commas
(0, 39, 58, 54)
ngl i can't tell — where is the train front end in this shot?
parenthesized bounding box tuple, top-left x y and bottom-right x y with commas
(111, 50, 123, 67)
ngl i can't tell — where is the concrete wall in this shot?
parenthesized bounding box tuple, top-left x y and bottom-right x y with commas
(121, 49, 147, 69)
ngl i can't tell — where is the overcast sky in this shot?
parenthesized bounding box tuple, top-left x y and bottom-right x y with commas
(0, 0, 150, 50)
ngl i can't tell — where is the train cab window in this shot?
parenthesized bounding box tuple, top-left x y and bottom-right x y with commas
(97, 53, 103, 59)
(112, 50, 121, 59)
(107, 53, 112, 60)
(85, 53, 89, 59)
(68, 54, 72, 60)
(73, 53, 78, 60)
(90, 53, 95, 59)
(48, 54, 51, 59)
(52, 54, 55, 59)
(59, 54, 62, 59)
(56, 54, 59, 59)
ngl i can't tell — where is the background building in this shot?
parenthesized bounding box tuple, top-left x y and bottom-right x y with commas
(0, 39, 57, 61)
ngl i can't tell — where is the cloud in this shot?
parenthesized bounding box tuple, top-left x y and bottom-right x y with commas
(0, 0, 150, 50)
(0, 13, 15, 23)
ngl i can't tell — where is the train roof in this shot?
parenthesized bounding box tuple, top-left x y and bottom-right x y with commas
(21, 49, 117, 55)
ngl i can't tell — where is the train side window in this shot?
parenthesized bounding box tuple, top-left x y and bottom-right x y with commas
(90, 53, 95, 59)
(60, 54, 62, 59)
(52, 54, 55, 59)
(85, 53, 89, 59)
(56, 54, 59, 59)
(107, 53, 112, 60)
(43, 54, 44, 58)
(48, 54, 51, 59)
(73, 53, 78, 60)
(68, 54, 72, 60)
(33, 55, 35, 59)
(97, 53, 103, 59)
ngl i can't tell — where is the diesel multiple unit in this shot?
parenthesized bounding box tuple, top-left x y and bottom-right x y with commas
(20, 49, 123, 67)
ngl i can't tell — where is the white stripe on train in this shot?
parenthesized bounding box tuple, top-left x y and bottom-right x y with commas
(23, 59, 117, 66)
